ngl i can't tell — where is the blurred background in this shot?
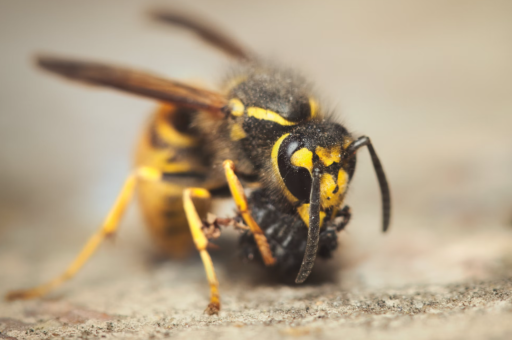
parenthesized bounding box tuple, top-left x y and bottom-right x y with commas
(1, 0, 512, 321)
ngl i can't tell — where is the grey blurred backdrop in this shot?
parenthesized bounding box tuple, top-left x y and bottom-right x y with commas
(1, 0, 512, 306)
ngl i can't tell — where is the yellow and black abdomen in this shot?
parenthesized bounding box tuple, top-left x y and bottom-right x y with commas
(135, 104, 220, 257)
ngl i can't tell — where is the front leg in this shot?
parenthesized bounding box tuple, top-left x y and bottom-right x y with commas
(223, 160, 276, 266)
(332, 205, 351, 231)
(316, 206, 351, 259)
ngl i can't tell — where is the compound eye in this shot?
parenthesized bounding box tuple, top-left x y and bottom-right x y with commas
(277, 135, 312, 202)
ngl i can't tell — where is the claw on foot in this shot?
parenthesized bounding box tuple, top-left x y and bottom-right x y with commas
(5, 290, 36, 301)
(205, 302, 220, 315)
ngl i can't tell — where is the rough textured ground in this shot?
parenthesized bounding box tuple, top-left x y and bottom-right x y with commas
(1, 1, 512, 339)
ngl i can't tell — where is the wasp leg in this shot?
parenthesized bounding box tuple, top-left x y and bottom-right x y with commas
(223, 160, 276, 266)
(182, 188, 220, 315)
(334, 205, 352, 231)
(5, 167, 161, 301)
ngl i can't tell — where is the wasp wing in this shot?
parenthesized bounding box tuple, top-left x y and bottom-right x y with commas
(150, 10, 253, 62)
(37, 55, 228, 117)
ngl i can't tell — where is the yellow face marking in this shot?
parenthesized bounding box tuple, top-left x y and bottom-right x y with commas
(271, 133, 298, 203)
(230, 123, 247, 141)
(320, 173, 337, 209)
(247, 107, 297, 126)
(319, 170, 348, 209)
(228, 98, 245, 117)
(337, 168, 348, 192)
(290, 148, 313, 173)
(315, 145, 341, 167)
(297, 203, 326, 228)
(309, 98, 319, 118)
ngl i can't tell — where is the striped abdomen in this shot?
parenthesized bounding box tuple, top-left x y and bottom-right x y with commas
(135, 104, 221, 257)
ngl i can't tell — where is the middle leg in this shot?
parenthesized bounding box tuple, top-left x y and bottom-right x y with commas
(182, 188, 221, 315)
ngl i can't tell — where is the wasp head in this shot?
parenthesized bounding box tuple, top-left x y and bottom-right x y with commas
(272, 121, 355, 222)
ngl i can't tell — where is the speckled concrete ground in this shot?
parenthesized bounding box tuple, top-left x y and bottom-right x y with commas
(1, 1, 512, 339)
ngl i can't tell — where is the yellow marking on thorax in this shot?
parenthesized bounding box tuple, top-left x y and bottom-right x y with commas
(230, 123, 247, 141)
(315, 145, 341, 167)
(228, 98, 245, 117)
(247, 107, 297, 126)
(337, 169, 348, 193)
(156, 106, 198, 148)
(290, 148, 313, 173)
(297, 203, 326, 228)
(271, 133, 298, 204)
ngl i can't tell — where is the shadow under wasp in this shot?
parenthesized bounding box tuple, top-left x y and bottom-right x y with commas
(6, 9, 391, 315)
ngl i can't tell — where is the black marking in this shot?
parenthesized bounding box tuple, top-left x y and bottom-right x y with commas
(209, 185, 232, 198)
(294, 95, 312, 121)
(162, 171, 206, 181)
(346, 154, 357, 180)
(221, 105, 231, 116)
(277, 135, 312, 202)
(332, 185, 339, 194)
(167, 107, 197, 134)
(236, 172, 260, 183)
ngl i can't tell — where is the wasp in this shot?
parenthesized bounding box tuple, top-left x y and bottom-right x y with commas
(6, 10, 391, 315)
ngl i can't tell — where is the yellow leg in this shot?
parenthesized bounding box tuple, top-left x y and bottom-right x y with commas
(5, 167, 161, 301)
(182, 188, 220, 315)
(223, 160, 276, 266)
